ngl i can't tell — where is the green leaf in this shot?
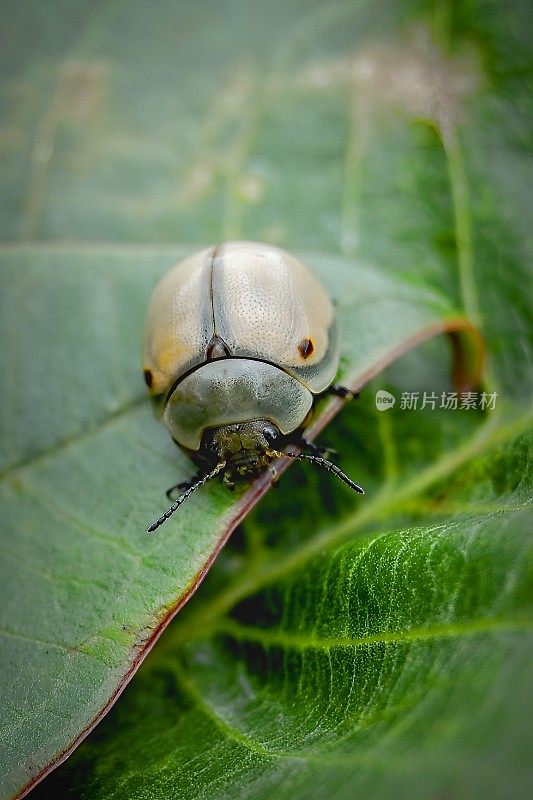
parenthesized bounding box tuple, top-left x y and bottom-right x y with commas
(36, 429, 533, 800)
(1, 0, 532, 799)
(0, 244, 482, 800)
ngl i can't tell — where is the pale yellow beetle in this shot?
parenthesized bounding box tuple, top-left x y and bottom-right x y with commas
(143, 241, 363, 531)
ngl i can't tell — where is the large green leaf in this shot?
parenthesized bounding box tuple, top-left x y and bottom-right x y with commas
(34, 427, 533, 800)
(0, 245, 482, 800)
(1, 0, 532, 799)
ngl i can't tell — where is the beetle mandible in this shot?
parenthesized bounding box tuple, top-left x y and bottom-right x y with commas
(143, 241, 364, 532)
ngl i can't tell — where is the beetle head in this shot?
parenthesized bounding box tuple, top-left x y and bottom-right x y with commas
(203, 420, 282, 478)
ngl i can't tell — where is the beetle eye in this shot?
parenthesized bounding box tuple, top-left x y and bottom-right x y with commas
(263, 425, 278, 443)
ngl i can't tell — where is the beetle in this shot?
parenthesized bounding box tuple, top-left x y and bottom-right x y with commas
(143, 240, 364, 532)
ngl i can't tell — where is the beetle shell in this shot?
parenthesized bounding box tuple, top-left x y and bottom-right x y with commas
(143, 240, 339, 450)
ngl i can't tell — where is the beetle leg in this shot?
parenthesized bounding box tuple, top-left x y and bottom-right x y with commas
(223, 474, 236, 491)
(328, 384, 359, 400)
(307, 441, 338, 459)
(165, 472, 203, 500)
(268, 464, 281, 487)
(289, 436, 337, 460)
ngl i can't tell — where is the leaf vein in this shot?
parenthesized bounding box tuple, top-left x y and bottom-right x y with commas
(213, 616, 532, 652)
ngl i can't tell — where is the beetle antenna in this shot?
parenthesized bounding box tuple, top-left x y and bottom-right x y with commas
(267, 449, 364, 495)
(147, 461, 226, 533)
